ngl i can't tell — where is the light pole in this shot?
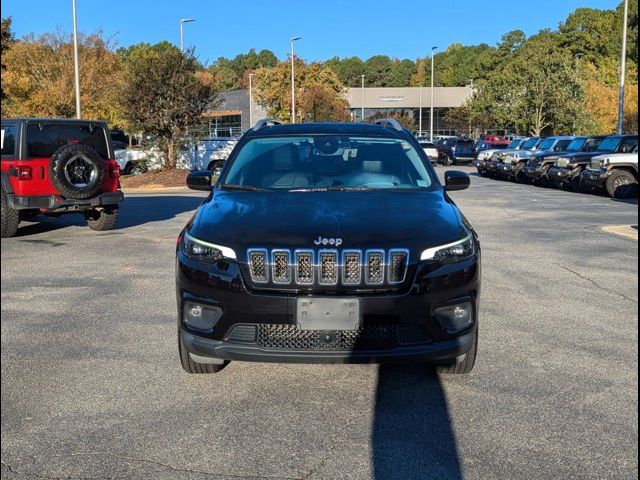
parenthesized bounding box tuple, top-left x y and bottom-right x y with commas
(617, 0, 629, 134)
(573, 53, 583, 133)
(180, 18, 195, 53)
(361, 74, 365, 122)
(71, 0, 81, 118)
(430, 46, 438, 141)
(419, 85, 423, 136)
(290, 36, 301, 123)
(248, 73, 254, 128)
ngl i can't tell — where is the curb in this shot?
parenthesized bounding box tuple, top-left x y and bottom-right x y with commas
(601, 225, 638, 240)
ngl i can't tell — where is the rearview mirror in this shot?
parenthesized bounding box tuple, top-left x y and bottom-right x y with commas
(186, 170, 213, 191)
(444, 171, 470, 191)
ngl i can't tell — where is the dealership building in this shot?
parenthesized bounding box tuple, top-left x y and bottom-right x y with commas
(205, 86, 474, 137)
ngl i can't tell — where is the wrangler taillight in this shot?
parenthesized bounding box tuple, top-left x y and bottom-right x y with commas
(17, 166, 32, 180)
(111, 165, 121, 178)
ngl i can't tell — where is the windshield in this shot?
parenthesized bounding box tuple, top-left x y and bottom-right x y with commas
(596, 137, 622, 152)
(507, 139, 523, 149)
(521, 138, 540, 150)
(537, 138, 556, 150)
(566, 138, 586, 152)
(223, 136, 436, 191)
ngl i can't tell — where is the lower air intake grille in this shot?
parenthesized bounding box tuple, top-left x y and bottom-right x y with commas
(255, 324, 430, 351)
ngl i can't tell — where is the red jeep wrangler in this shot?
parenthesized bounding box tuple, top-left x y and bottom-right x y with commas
(1, 118, 123, 238)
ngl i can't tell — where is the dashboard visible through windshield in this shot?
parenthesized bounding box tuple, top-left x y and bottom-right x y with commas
(222, 136, 436, 191)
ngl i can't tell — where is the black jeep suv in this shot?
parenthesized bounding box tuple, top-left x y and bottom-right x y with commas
(176, 120, 481, 375)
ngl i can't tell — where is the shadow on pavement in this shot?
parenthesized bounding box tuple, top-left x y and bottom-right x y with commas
(611, 197, 639, 206)
(115, 195, 205, 228)
(372, 364, 462, 480)
(13, 195, 204, 237)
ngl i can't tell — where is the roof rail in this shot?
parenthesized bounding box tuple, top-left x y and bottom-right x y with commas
(373, 118, 403, 131)
(253, 119, 283, 131)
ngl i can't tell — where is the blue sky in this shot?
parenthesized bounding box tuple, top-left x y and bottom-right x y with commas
(2, 0, 622, 64)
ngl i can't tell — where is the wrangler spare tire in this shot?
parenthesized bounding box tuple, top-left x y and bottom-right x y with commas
(49, 144, 104, 199)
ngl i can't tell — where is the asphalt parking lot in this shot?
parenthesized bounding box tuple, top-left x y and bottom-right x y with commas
(1, 166, 638, 480)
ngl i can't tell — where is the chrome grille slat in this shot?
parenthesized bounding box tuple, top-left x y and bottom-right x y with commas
(248, 249, 268, 283)
(295, 250, 314, 285)
(272, 250, 291, 284)
(247, 248, 407, 288)
(342, 250, 361, 285)
(318, 250, 338, 285)
(365, 250, 385, 285)
(388, 249, 409, 284)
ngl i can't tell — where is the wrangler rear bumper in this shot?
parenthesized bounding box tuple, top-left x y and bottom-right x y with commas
(7, 191, 124, 211)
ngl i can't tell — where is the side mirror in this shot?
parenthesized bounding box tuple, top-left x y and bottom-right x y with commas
(444, 171, 470, 191)
(186, 170, 213, 191)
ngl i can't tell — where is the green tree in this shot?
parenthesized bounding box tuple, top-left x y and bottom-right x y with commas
(120, 43, 220, 168)
(364, 55, 393, 86)
(208, 65, 240, 90)
(559, 8, 619, 66)
(473, 32, 585, 135)
(324, 56, 365, 87)
(388, 59, 416, 87)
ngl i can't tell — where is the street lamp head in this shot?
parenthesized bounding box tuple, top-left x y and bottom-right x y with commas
(291, 36, 302, 42)
(432, 46, 438, 51)
(181, 18, 196, 24)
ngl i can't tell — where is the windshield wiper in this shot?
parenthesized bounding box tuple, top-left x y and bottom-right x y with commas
(289, 186, 376, 192)
(221, 184, 267, 192)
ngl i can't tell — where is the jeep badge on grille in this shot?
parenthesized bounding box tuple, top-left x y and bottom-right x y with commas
(313, 236, 343, 247)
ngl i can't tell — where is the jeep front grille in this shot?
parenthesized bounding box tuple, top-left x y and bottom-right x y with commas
(246, 248, 409, 288)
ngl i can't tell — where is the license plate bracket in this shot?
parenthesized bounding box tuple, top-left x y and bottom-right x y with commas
(296, 298, 361, 331)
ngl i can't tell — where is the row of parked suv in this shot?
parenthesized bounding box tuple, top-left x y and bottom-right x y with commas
(472, 134, 639, 199)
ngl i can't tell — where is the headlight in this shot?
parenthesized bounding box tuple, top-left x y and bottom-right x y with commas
(182, 232, 236, 262)
(420, 235, 475, 263)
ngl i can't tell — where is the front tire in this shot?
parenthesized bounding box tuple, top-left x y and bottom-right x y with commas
(1, 191, 20, 238)
(84, 206, 119, 231)
(606, 170, 638, 199)
(435, 331, 478, 375)
(178, 332, 227, 374)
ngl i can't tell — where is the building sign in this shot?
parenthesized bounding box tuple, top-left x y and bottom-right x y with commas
(379, 96, 404, 102)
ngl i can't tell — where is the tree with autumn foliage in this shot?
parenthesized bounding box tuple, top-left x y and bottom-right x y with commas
(1, 30, 124, 125)
(253, 59, 349, 123)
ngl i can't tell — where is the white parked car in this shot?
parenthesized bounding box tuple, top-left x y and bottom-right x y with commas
(581, 147, 639, 198)
(418, 140, 439, 165)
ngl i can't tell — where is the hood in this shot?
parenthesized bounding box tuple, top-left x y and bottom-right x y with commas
(558, 151, 603, 162)
(189, 190, 465, 260)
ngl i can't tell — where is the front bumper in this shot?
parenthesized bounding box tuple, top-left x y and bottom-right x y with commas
(7, 191, 124, 211)
(176, 249, 481, 364)
(497, 163, 515, 175)
(472, 159, 487, 170)
(581, 168, 607, 187)
(547, 167, 575, 184)
(452, 156, 475, 163)
(522, 164, 543, 178)
(181, 327, 477, 364)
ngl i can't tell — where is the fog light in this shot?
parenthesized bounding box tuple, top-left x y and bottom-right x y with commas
(434, 302, 473, 333)
(183, 301, 222, 332)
